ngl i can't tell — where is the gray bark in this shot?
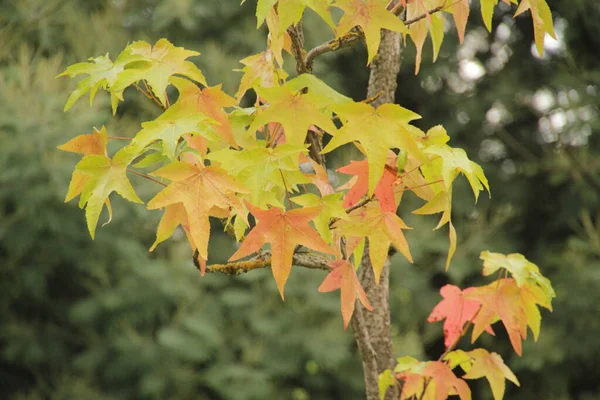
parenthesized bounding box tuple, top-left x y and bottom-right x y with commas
(352, 29, 402, 400)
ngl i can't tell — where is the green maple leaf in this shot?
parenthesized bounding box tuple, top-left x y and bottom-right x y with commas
(322, 102, 422, 196)
(277, 0, 335, 30)
(57, 50, 145, 113)
(334, 0, 407, 64)
(248, 82, 338, 146)
(422, 143, 490, 202)
(208, 144, 309, 208)
(479, 251, 555, 300)
(131, 114, 219, 160)
(76, 149, 143, 238)
(253, 0, 334, 29)
(480, 0, 517, 31)
(111, 39, 207, 106)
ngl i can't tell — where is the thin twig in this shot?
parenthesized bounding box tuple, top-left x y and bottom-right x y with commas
(305, 4, 449, 70)
(107, 136, 133, 141)
(127, 168, 168, 187)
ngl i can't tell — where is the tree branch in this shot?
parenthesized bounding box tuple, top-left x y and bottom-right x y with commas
(203, 250, 332, 275)
(305, 4, 447, 71)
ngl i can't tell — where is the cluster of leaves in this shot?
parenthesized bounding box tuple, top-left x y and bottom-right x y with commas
(379, 251, 555, 399)
(57, 0, 556, 399)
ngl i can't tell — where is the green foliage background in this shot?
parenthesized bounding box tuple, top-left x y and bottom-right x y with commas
(0, 0, 598, 399)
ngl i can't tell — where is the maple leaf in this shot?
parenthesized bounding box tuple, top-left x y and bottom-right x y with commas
(338, 159, 398, 213)
(480, 0, 515, 31)
(228, 202, 335, 298)
(422, 144, 490, 202)
(75, 148, 143, 238)
(58, 126, 109, 202)
(235, 50, 287, 99)
(479, 251, 556, 301)
(149, 203, 189, 251)
(466, 279, 526, 355)
(111, 39, 207, 106)
(278, 0, 335, 30)
(318, 259, 372, 329)
(57, 50, 146, 112)
(322, 102, 422, 196)
(449, 0, 470, 43)
(207, 144, 309, 208)
(427, 284, 494, 349)
(254, 0, 334, 29)
(167, 77, 238, 147)
(333, 0, 407, 64)
(411, 184, 456, 270)
(446, 349, 520, 400)
(406, 0, 446, 74)
(399, 361, 471, 400)
(341, 202, 412, 283)
(146, 162, 249, 260)
(291, 192, 348, 243)
(265, 8, 293, 67)
(127, 111, 219, 160)
(514, 0, 555, 57)
(247, 83, 338, 146)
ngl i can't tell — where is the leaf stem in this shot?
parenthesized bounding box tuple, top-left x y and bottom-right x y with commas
(107, 136, 132, 141)
(127, 168, 168, 187)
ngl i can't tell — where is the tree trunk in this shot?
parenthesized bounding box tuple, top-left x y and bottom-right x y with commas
(351, 28, 402, 400)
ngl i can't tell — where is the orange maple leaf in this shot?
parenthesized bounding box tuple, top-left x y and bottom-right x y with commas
(229, 201, 335, 299)
(427, 284, 495, 349)
(147, 162, 249, 260)
(465, 278, 528, 355)
(168, 77, 238, 147)
(338, 159, 398, 213)
(400, 361, 471, 400)
(318, 260, 372, 329)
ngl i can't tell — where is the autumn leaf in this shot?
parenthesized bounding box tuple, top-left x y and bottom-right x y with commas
(75, 148, 143, 238)
(422, 144, 490, 201)
(127, 111, 219, 160)
(427, 284, 494, 349)
(167, 77, 238, 147)
(399, 361, 472, 400)
(58, 126, 109, 202)
(447, 349, 520, 400)
(338, 159, 398, 213)
(277, 0, 335, 30)
(207, 144, 309, 208)
(111, 39, 207, 106)
(322, 102, 422, 196)
(229, 202, 334, 298)
(412, 186, 456, 270)
(247, 82, 338, 146)
(480, 0, 515, 31)
(480, 251, 556, 301)
(333, 0, 407, 64)
(341, 202, 412, 283)
(235, 50, 287, 99)
(448, 0, 470, 43)
(514, 0, 555, 57)
(147, 162, 249, 260)
(292, 192, 348, 243)
(57, 50, 146, 112)
(464, 278, 553, 355)
(318, 259, 372, 329)
(406, 0, 446, 74)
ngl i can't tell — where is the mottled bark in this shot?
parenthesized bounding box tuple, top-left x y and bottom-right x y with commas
(352, 29, 402, 400)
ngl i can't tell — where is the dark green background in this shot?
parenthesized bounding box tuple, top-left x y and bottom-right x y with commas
(1, 0, 599, 399)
